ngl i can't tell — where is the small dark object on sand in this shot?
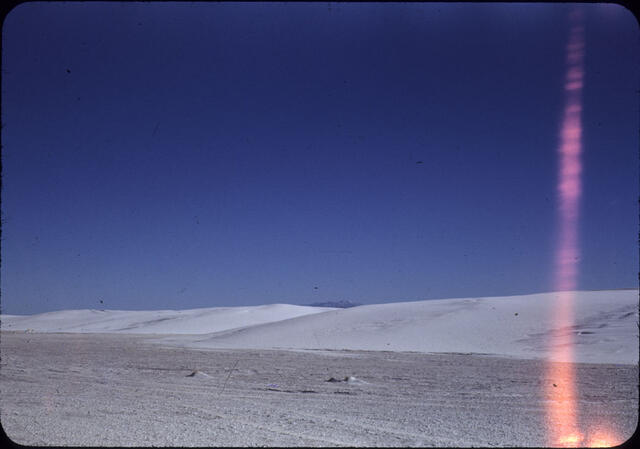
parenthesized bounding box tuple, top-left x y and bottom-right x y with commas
(326, 376, 356, 383)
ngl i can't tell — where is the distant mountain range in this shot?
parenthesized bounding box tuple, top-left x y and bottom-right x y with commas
(308, 300, 361, 308)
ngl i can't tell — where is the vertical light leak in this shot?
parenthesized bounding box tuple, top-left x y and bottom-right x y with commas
(544, 7, 620, 448)
(546, 7, 585, 447)
(555, 8, 585, 294)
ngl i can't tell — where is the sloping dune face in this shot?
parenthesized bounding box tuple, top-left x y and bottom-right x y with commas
(0, 304, 335, 335)
(2, 290, 637, 364)
(160, 290, 638, 364)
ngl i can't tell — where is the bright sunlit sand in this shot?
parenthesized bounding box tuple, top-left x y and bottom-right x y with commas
(3, 289, 637, 365)
(1, 289, 637, 447)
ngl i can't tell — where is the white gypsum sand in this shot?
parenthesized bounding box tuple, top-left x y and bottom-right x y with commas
(0, 332, 637, 447)
(3, 289, 637, 364)
(0, 303, 335, 335)
(1, 289, 637, 446)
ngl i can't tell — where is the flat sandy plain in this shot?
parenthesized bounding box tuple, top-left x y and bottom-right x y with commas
(1, 331, 637, 446)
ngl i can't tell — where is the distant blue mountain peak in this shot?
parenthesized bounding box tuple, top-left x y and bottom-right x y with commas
(308, 300, 361, 308)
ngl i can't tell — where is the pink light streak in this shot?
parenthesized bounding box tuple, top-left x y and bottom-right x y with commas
(545, 8, 585, 446)
(543, 8, 619, 447)
(554, 7, 584, 299)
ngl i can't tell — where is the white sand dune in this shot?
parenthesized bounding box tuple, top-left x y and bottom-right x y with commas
(2, 290, 637, 364)
(158, 290, 638, 364)
(0, 303, 334, 334)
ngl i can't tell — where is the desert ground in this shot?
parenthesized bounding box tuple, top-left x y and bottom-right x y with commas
(0, 331, 637, 446)
(1, 290, 638, 446)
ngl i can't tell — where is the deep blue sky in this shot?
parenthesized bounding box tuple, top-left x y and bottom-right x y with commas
(1, 3, 638, 314)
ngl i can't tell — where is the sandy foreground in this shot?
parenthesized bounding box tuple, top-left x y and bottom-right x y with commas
(0, 331, 637, 447)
